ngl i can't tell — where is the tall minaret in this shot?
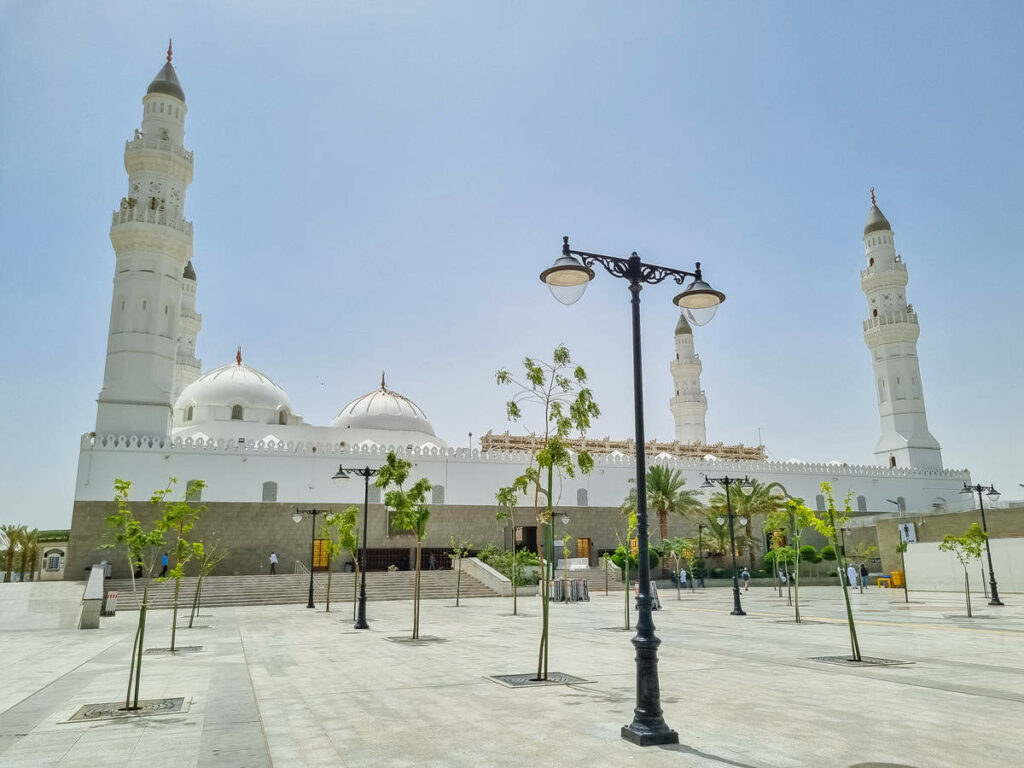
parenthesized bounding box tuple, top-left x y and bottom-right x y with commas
(172, 260, 202, 402)
(95, 42, 194, 437)
(669, 313, 707, 444)
(860, 190, 942, 469)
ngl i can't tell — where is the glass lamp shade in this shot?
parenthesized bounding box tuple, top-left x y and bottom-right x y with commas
(331, 466, 350, 484)
(716, 516, 726, 525)
(740, 478, 754, 496)
(987, 488, 1001, 501)
(701, 477, 715, 488)
(560, 513, 570, 525)
(292, 512, 303, 524)
(540, 256, 595, 306)
(673, 279, 725, 326)
(959, 484, 973, 495)
(738, 516, 748, 526)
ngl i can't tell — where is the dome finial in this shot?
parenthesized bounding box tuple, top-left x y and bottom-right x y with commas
(870, 186, 876, 206)
(167, 39, 173, 64)
(381, 371, 387, 390)
(236, 346, 242, 366)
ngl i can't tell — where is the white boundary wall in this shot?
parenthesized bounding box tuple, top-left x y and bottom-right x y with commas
(904, 538, 1024, 594)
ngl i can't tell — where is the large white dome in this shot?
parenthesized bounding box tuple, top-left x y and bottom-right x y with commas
(173, 357, 297, 427)
(330, 382, 436, 436)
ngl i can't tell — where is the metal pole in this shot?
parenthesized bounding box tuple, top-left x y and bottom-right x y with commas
(698, 525, 705, 588)
(977, 489, 1003, 606)
(355, 469, 371, 629)
(307, 510, 316, 609)
(621, 257, 677, 747)
(726, 484, 745, 615)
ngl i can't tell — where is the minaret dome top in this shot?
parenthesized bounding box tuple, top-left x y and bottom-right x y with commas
(863, 188, 892, 236)
(147, 40, 185, 102)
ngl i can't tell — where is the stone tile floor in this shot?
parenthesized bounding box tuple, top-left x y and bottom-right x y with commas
(0, 585, 1021, 767)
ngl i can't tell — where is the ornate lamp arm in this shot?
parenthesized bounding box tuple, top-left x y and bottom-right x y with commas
(563, 237, 701, 286)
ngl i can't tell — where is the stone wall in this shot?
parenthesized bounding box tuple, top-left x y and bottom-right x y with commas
(66, 500, 723, 579)
(877, 506, 1023, 573)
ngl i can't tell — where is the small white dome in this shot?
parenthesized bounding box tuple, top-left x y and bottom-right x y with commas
(174, 357, 296, 426)
(330, 381, 435, 436)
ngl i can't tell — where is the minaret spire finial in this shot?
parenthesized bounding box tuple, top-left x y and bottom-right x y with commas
(381, 371, 386, 390)
(236, 346, 242, 366)
(870, 186, 876, 206)
(167, 39, 173, 64)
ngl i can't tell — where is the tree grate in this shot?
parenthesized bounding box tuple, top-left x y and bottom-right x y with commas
(808, 656, 913, 667)
(385, 635, 445, 644)
(143, 645, 204, 655)
(64, 697, 188, 722)
(488, 672, 592, 688)
(772, 619, 826, 625)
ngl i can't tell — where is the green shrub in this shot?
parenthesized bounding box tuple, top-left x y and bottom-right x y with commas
(799, 545, 818, 560)
(477, 543, 540, 584)
(820, 545, 837, 562)
(609, 544, 659, 572)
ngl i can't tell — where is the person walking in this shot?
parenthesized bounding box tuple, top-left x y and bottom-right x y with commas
(679, 567, 688, 591)
(860, 562, 869, 591)
(846, 563, 858, 591)
(160, 552, 169, 578)
(269, 551, 278, 575)
(741, 568, 751, 591)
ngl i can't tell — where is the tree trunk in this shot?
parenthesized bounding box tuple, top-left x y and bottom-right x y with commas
(964, 569, 972, 618)
(326, 567, 332, 612)
(658, 510, 668, 541)
(623, 557, 630, 630)
(412, 541, 422, 639)
(352, 561, 358, 621)
(839, 571, 861, 660)
(125, 616, 142, 710)
(170, 578, 180, 652)
(132, 586, 149, 709)
(455, 557, 462, 607)
(793, 552, 801, 623)
(189, 575, 201, 628)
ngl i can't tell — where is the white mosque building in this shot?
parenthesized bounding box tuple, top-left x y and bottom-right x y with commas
(66, 51, 971, 577)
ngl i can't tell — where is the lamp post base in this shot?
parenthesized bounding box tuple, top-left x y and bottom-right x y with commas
(621, 724, 679, 746)
(354, 596, 370, 629)
(731, 608, 747, 616)
(989, 599, 1004, 606)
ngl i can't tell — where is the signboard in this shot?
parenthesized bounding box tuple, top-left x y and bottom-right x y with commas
(899, 522, 917, 543)
(630, 538, 638, 556)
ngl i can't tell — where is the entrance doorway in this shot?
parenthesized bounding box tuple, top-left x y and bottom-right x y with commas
(515, 525, 538, 554)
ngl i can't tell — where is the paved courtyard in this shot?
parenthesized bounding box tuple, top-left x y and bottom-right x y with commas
(0, 583, 1021, 767)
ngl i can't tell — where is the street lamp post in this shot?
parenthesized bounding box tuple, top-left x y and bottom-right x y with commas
(703, 475, 752, 615)
(540, 235, 725, 747)
(697, 523, 706, 588)
(292, 508, 323, 609)
(960, 482, 1004, 606)
(333, 465, 381, 628)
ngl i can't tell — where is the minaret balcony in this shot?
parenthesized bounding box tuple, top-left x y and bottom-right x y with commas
(124, 137, 194, 181)
(860, 262, 908, 291)
(111, 207, 193, 237)
(863, 311, 920, 345)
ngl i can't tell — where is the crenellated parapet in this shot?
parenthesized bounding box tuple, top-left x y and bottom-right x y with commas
(78, 432, 970, 480)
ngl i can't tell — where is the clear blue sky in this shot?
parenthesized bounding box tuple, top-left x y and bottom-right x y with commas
(2, 1, 1022, 529)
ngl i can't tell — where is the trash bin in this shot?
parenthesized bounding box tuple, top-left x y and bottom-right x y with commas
(102, 590, 118, 617)
(891, 570, 905, 587)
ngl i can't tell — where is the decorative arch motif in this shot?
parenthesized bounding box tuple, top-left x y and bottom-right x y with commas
(231, 405, 244, 420)
(577, 488, 589, 507)
(262, 481, 278, 502)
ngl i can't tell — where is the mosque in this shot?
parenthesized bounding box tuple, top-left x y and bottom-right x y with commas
(63, 50, 971, 578)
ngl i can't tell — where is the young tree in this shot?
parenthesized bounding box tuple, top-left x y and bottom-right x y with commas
(188, 538, 228, 628)
(376, 452, 433, 639)
(495, 344, 600, 681)
(810, 482, 861, 661)
(326, 506, 360, 620)
(104, 478, 174, 710)
(495, 486, 523, 615)
(162, 480, 205, 652)
(662, 536, 687, 599)
(448, 536, 472, 607)
(895, 538, 910, 603)
(765, 498, 815, 622)
(622, 465, 703, 541)
(319, 511, 350, 613)
(939, 523, 988, 618)
(613, 508, 639, 630)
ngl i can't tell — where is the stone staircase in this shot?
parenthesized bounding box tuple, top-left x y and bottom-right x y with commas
(105, 569, 500, 610)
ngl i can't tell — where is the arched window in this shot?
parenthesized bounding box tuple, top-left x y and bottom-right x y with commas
(185, 406, 193, 422)
(186, 481, 202, 502)
(231, 405, 244, 420)
(432, 485, 445, 505)
(278, 409, 288, 425)
(896, 496, 906, 512)
(262, 481, 278, 502)
(869, 257, 874, 266)
(857, 495, 867, 512)
(873, 308, 878, 317)
(815, 494, 825, 511)
(889, 455, 897, 468)
(577, 488, 589, 506)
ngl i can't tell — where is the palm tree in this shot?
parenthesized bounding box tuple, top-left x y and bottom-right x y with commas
(622, 465, 704, 541)
(18, 529, 39, 582)
(700, 510, 745, 558)
(709, 479, 784, 570)
(1, 524, 26, 583)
